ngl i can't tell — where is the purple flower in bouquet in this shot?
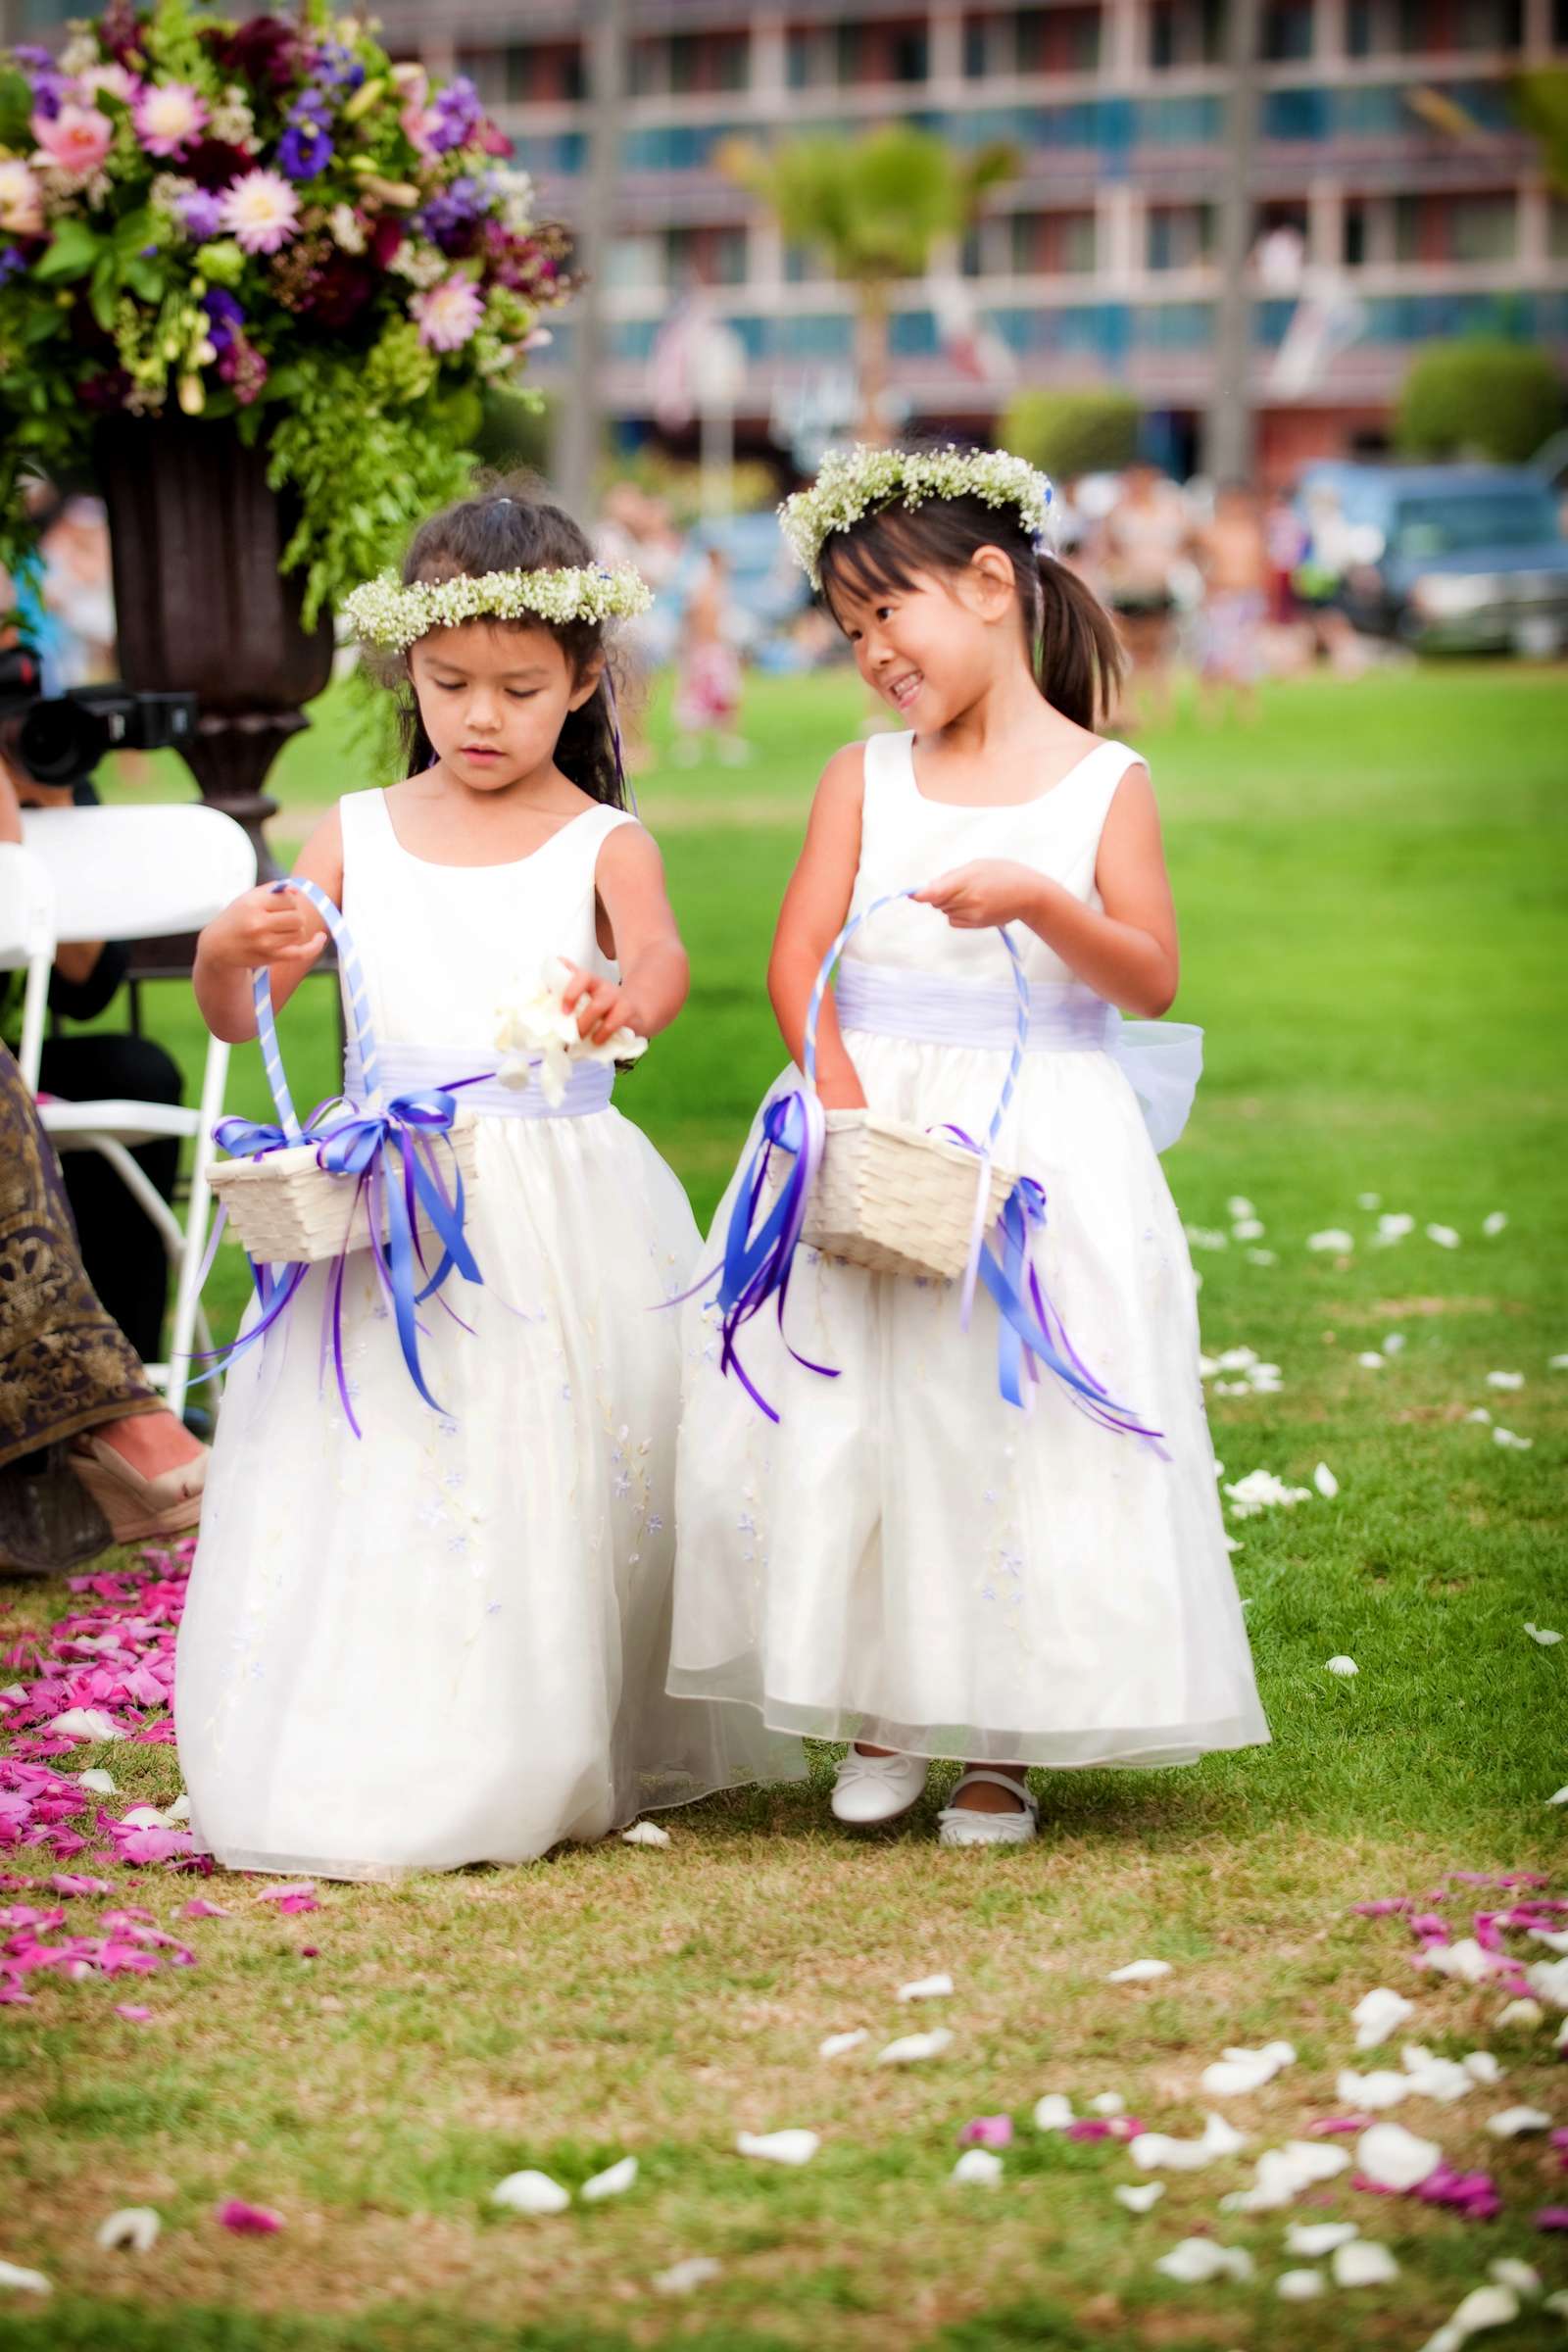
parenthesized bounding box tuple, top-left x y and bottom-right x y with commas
(290, 86, 334, 130)
(410, 275, 485, 352)
(427, 76, 484, 155)
(132, 81, 209, 162)
(201, 286, 245, 349)
(218, 169, 300, 257)
(174, 186, 223, 241)
(415, 176, 486, 258)
(276, 117, 333, 182)
(0, 248, 25, 287)
(15, 51, 68, 121)
(309, 42, 366, 96)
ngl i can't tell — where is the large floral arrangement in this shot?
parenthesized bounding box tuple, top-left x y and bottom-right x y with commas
(0, 0, 570, 623)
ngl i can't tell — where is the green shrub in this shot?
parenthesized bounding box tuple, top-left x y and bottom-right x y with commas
(1395, 339, 1563, 464)
(998, 388, 1142, 480)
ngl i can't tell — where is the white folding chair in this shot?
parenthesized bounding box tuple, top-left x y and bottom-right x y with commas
(21, 805, 257, 1417)
(0, 842, 57, 1091)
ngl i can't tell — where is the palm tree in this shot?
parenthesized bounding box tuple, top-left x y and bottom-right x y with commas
(721, 123, 1015, 443)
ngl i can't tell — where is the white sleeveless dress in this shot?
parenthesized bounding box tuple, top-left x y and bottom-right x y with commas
(668, 733, 1269, 1770)
(176, 790, 803, 1879)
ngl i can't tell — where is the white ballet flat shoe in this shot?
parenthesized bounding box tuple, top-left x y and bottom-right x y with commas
(937, 1770, 1039, 1849)
(830, 1746, 929, 1827)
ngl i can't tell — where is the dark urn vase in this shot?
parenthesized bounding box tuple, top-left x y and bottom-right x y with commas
(95, 416, 335, 882)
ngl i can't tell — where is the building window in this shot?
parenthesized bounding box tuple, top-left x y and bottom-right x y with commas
(1007, 209, 1099, 272)
(1149, 0, 1226, 69)
(664, 225, 750, 287)
(504, 40, 585, 106)
(1147, 202, 1214, 270)
(1343, 196, 1369, 267)
(1261, 2, 1315, 58)
(619, 122, 744, 172)
(787, 19, 930, 88)
(962, 7, 1101, 74)
(1349, 0, 1523, 49)
(1395, 190, 1518, 263)
(629, 31, 751, 95)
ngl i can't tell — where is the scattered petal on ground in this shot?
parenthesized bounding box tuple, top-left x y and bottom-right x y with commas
(896, 1973, 953, 2002)
(1426, 1224, 1460, 1249)
(958, 2116, 1013, 2149)
(75, 1769, 116, 1795)
(653, 2257, 721, 2295)
(1418, 2283, 1520, 2352)
(1524, 1624, 1563, 1646)
(1226, 1197, 1255, 1220)
(490, 2172, 569, 2216)
(580, 2157, 637, 2202)
(1493, 1427, 1534, 1450)
(818, 2030, 868, 2060)
(1033, 2093, 1073, 2131)
(1466, 1407, 1494, 1424)
(1482, 1212, 1508, 1237)
(1326, 1656, 1358, 1678)
(1307, 1230, 1353, 1252)
(620, 1822, 670, 1847)
(1338, 2068, 1409, 2111)
(1486, 1370, 1523, 1390)
(1357, 1351, 1385, 1369)
(1153, 2237, 1253, 2283)
(1488, 2258, 1541, 2294)
(1548, 1789, 1568, 1807)
(216, 2201, 282, 2234)
(1200, 2039, 1296, 2096)
(1333, 2239, 1399, 2287)
(1113, 2182, 1164, 2213)
(736, 2130, 818, 2166)
(1106, 1959, 1171, 1984)
(1224, 1469, 1312, 1517)
(1286, 2222, 1360, 2256)
(1089, 2091, 1126, 2116)
(1222, 2139, 1349, 2212)
(94, 2208, 160, 2254)
(47, 1708, 121, 1743)
(877, 2030, 953, 2065)
(1313, 1462, 1340, 1498)
(1536, 2207, 1568, 2230)
(1485, 2105, 1551, 2137)
(1374, 1211, 1415, 1243)
(1357, 1192, 1382, 1210)
(1277, 2269, 1325, 2300)
(1383, 1332, 1406, 1353)
(1495, 1998, 1544, 2029)
(1130, 2113, 1248, 2172)
(1356, 2121, 1443, 2189)
(952, 2149, 1004, 2186)
(0, 2260, 50, 2295)
(1353, 1987, 1416, 2049)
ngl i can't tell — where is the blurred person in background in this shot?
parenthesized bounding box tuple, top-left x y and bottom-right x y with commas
(1099, 462, 1188, 728)
(673, 540, 749, 767)
(39, 495, 115, 688)
(1195, 482, 1270, 722)
(1294, 480, 1367, 677)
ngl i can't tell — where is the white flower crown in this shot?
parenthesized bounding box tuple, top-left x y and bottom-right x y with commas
(343, 564, 654, 653)
(779, 444, 1054, 590)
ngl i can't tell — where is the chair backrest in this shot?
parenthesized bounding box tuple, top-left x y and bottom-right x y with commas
(21, 804, 257, 944)
(0, 842, 59, 1090)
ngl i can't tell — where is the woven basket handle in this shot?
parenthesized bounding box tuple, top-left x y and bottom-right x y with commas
(250, 877, 379, 1143)
(802, 886, 1029, 1152)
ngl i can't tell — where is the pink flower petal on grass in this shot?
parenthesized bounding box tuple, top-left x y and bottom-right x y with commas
(182, 1897, 230, 1920)
(1536, 2207, 1568, 2230)
(958, 2116, 1014, 2149)
(255, 1883, 319, 1914)
(113, 2004, 153, 2022)
(217, 2201, 282, 2234)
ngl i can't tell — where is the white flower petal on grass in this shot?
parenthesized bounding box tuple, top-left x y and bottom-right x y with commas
(1355, 2121, 1443, 2190)
(736, 2130, 818, 2167)
(1527, 1956, 1568, 2007)
(1326, 1656, 1358, 1678)
(1489, 2258, 1541, 2296)
(1484, 2105, 1550, 2138)
(76, 1768, 116, 1794)
(1532, 1927, 1568, 1953)
(1286, 2222, 1360, 2257)
(1357, 1351, 1385, 1369)
(94, 2208, 160, 2254)
(1383, 1332, 1406, 1353)
(1373, 1211, 1414, 1244)
(1337, 2067, 1409, 2111)
(1129, 2112, 1248, 2172)
(1223, 1468, 1312, 1517)
(1547, 1788, 1568, 1808)
(1466, 1407, 1494, 1424)
(1418, 2285, 1520, 2352)
(951, 2149, 1003, 2186)
(1494, 1999, 1542, 2031)
(1245, 1247, 1278, 1266)
(1226, 1197, 1256, 1220)
(1399, 2051, 1475, 2103)
(818, 2030, 868, 2060)
(1106, 1959, 1172, 1984)
(580, 2157, 637, 2202)
(1313, 1461, 1340, 1498)
(1232, 1218, 1265, 1242)
(1113, 2182, 1164, 2213)
(1089, 2091, 1126, 2115)
(1307, 1229, 1353, 1253)
(1221, 2139, 1348, 2212)
(621, 1821, 670, 1847)
(1420, 1936, 1503, 1984)
(0, 2261, 50, 2296)
(877, 2028, 954, 2066)
(1482, 1212, 1508, 1238)
(1426, 1223, 1460, 1249)
(653, 2257, 721, 2295)
(1486, 1370, 1524, 1390)
(167, 1794, 191, 1822)
(1524, 1624, 1563, 1646)
(490, 2170, 570, 2215)
(1200, 2039, 1295, 2097)
(1333, 2239, 1399, 2287)
(1353, 1986, 1415, 2049)
(896, 1973, 953, 2002)
(1033, 2093, 1073, 2131)
(1549, 1351, 1568, 1370)
(1277, 2269, 1325, 2301)
(49, 1708, 120, 1742)
(1153, 2238, 1253, 2284)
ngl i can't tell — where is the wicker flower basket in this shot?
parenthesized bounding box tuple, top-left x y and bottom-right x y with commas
(788, 892, 1027, 1280)
(208, 878, 481, 1266)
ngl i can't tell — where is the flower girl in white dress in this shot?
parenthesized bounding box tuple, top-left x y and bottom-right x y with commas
(668, 448, 1268, 1844)
(177, 488, 800, 1880)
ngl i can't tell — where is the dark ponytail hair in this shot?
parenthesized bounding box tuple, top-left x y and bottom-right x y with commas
(816, 473, 1124, 732)
(377, 472, 630, 807)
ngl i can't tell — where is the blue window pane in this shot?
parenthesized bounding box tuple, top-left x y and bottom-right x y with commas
(610, 319, 658, 364)
(989, 305, 1132, 362)
(771, 314, 853, 361)
(889, 310, 939, 357)
(1134, 303, 1215, 350)
(1134, 95, 1223, 145)
(512, 131, 586, 174)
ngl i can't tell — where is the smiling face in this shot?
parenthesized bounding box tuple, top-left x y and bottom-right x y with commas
(408, 618, 601, 793)
(823, 546, 1020, 731)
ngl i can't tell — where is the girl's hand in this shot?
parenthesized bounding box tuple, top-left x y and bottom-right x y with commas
(200, 884, 328, 975)
(560, 962, 641, 1046)
(912, 860, 1048, 931)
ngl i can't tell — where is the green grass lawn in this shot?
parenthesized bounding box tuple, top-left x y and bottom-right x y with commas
(2, 662, 1566, 2350)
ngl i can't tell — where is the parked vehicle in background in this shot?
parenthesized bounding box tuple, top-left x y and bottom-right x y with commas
(1294, 463, 1568, 657)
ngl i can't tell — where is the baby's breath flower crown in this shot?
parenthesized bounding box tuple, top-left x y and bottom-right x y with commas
(343, 564, 654, 654)
(780, 445, 1054, 591)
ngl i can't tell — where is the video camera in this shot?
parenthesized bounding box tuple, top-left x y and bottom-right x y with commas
(0, 645, 197, 791)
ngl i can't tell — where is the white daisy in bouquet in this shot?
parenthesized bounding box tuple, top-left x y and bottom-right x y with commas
(496, 958, 648, 1110)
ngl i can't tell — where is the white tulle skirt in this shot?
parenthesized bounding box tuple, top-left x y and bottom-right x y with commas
(175, 1107, 805, 1881)
(668, 1029, 1269, 1769)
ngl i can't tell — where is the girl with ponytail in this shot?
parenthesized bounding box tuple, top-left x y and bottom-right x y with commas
(668, 444, 1266, 1849)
